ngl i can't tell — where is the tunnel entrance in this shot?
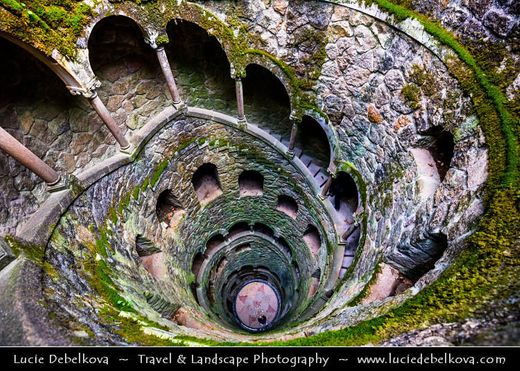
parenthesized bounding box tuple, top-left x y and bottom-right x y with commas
(426, 129, 454, 182)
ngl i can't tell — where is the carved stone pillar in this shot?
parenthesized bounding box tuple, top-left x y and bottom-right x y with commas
(235, 77, 246, 123)
(288, 121, 298, 151)
(88, 92, 130, 150)
(155, 46, 182, 104)
(0, 127, 60, 185)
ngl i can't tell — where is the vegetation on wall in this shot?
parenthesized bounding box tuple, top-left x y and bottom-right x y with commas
(359, 0, 519, 186)
(266, 0, 520, 346)
(2, 0, 518, 346)
(0, 0, 93, 56)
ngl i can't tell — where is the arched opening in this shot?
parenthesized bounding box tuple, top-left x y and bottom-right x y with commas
(308, 268, 321, 297)
(303, 225, 321, 256)
(243, 64, 291, 137)
(88, 16, 165, 130)
(135, 235, 166, 279)
(296, 115, 331, 169)
(276, 195, 298, 219)
(192, 163, 222, 204)
(253, 223, 274, 237)
(329, 171, 359, 217)
(0, 37, 82, 233)
(228, 222, 251, 239)
(426, 129, 454, 182)
(205, 234, 225, 256)
(166, 20, 235, 114)
(276, 237, 292, 259)
(389, 232, 448, 281)
(238, 170, 264, 197)
(156, 189, 184, 228)
(135, 235, 161, 257)
(191, 252, 205, 278)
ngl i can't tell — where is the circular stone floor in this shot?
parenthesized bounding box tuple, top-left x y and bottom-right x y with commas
(234, 281, 280, 330)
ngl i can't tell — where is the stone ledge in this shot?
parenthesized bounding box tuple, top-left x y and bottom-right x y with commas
(0, 239, 14, 271)
(0, 257, 71, 345)
(16, 190, 75, 246)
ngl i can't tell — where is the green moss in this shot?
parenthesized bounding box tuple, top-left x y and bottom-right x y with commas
(132, 185, 141, 200)
(408, 63, 436, 97)
(98, 305, 182, 346)
(140, 177, 150, 192)
(150, 158, 170, 187)
(118, 192, 132, 214)
(155, 34, 169, 46)
(363, 0, 518, 186)
(4, 235, 45, 263)
(42, 260, 60, 281)
(0, 0, 94, 57)
(401, 83, 421, 110)
(95, 227, 110, 258)
(262, 187, 519, 346)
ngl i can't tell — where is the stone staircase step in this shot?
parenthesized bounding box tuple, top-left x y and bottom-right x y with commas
(293, 147, 303, 157)
(342, 256, 354, 268)
(300, 154, 313, 167)
(316, 170, 329, 187)
(271, 133, 282, 141)
(308, 162, 322, 177)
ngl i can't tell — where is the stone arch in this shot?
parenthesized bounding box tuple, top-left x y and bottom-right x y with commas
(156, 189, 184, 228)
(422, 128, 454, 182)
(296, 115, 332, 169)
(252, 223, 274, 238)
(308, 268, 321, 297)
(329, 171, 359, 216)
(228, 222, 251, 239)
(243, 53, 298, 116)
(243, 63, 292, 137)
(135, 234, 166, 279)
(0, 36, 78, 193)
(238, 170, 264, 197)
(191, 251, 205, 278)
(87, 14, 165, 131)
(276, 237, 293, 259)
(192, 163, 223, 204)
(88, 15, 154, 74)
(0, 32, 84, 94)
(135, 235, 161, 257)
(303, 225, 321, 256)
(165, 19, 235, 113)
(276, 195, 299, 219)
(205, 234, 226, 256)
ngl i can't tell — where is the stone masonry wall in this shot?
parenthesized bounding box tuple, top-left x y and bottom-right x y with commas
(43, 115, 339, 344)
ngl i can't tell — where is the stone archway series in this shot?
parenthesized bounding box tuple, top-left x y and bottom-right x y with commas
(0, 0, 518, 347)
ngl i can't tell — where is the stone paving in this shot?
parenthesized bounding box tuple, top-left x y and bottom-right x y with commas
(235, 281, 280, 330)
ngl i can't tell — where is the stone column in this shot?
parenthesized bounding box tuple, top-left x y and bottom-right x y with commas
(88, 92, 130, 150)
(235, 78, 246, 123)
(0, 127, 60, 185)
(288, 121, 298, 151)
(155, 46, 182, 104)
